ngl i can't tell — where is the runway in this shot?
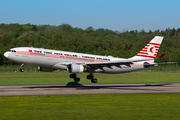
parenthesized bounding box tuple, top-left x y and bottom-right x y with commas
(0, 83, 180, 96)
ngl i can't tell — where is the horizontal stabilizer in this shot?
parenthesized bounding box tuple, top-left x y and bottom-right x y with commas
(156, 53, 166, 58)
(157, 62, 177, 65)
(144, 62, 177, 67)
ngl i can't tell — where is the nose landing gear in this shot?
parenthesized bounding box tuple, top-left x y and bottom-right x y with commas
(20, 64, 24, 72)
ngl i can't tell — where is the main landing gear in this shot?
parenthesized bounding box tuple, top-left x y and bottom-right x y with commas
(20, 64, 24, 72)
(69, 73, 98, 83)
(86, 74, 98, 83)
(69, 74, 80, 82)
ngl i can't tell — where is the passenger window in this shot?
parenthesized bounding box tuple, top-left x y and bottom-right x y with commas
(8, 50, 16, 52)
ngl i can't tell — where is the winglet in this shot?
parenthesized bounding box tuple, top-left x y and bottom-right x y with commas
(156, 53, 165, 58)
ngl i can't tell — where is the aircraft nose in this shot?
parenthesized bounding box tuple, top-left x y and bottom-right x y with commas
(3, 52, 9, 58)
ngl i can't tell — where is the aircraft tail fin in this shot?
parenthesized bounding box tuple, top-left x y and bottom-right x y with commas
(131, 36, 163, 63)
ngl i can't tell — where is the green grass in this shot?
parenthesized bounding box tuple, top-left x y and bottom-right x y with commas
(0, 72, 180, 120)
(0, 94, 180, 120)
(0, 71, 179, 85)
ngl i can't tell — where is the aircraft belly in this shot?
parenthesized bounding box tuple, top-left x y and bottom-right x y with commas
(94, 65, 144, 74)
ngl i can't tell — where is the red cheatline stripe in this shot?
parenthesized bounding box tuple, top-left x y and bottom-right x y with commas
(148, 43, 161, 45)
(12, 51, 108, 62)
(136, 54, 156, 58)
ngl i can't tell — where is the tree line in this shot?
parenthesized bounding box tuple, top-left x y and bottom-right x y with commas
(0, 23, 180, 65)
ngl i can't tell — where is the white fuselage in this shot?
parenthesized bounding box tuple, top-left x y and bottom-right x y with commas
(4, 47, 145, 73)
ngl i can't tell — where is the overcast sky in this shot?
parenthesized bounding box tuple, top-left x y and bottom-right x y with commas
(0, 0, 179, 32)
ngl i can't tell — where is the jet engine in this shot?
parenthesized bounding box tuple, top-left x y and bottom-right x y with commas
(38, 66, 55, 72)
(67, 64, 85, 73)
(143, 62, 151, 68)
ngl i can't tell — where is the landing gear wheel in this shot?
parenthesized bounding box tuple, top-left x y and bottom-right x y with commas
(70, 74, 80, 82)
(74, 77, 80, 82)
(87, 74, 93, 79)
(87, 73, 98, 83)
(70, 74, 76, 78)
(20, 64, 24, 72)
(91, 78, 98, 83)
(20, 68, 24, 72)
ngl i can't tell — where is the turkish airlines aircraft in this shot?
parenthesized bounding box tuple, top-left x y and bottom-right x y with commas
(4, 36, 165, 83)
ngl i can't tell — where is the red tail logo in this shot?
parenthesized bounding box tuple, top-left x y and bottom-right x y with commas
(136, 43, 160, 58)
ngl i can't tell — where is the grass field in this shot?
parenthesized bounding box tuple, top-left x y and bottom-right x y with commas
(0, 71, 180, 120)
(0, 71, 179, 85)
(0, 94, 180, 120)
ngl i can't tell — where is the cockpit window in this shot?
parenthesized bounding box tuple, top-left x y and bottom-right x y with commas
(8, 50, 16, 52)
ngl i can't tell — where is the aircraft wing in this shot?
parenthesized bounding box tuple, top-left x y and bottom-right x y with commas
(60, 58, 154, 67)
(85, 58, 154, 66)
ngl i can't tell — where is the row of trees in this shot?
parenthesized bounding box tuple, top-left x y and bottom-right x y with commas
(0, 23, 180, 65)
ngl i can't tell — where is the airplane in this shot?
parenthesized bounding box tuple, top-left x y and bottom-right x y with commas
(3, 36, 166, 83)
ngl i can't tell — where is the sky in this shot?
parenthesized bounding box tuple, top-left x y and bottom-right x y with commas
(0, 0, 180, 32)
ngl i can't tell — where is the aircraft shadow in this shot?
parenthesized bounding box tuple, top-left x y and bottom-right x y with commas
(24, 82, 173, 91)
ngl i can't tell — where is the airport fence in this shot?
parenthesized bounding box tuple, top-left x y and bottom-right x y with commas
(144, 66, 180, 71)
(0, 66, 39, 72)
(0, 65, 180, 72)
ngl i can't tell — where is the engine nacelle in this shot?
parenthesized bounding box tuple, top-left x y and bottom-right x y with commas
(67, 64, 85, 73)
(38, 66, 55, 72)
(143, 62, 151, 68)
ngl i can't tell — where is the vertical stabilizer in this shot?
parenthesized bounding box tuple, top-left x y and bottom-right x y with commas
(131, 36, 163, 62)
